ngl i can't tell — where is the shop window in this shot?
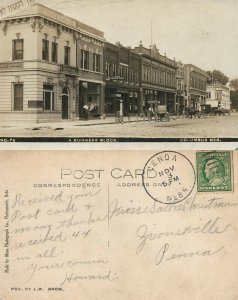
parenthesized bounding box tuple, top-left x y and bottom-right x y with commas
(64, 46, 71, 66)
(81, 50, 89, 70)
(13, 39, 24, 60)
(79, 82, 100, 116)
(13, 84, 23, 111)
(42, 39, 49, 61)
(51, 42, 58, 63)
(43, 84, 54, 111)
(93, 54, 100, 72)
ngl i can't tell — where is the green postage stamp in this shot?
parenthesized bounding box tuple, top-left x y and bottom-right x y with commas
(196, 151, 233, 192)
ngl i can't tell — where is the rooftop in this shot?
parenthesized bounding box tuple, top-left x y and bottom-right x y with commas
(2, 3, 104, 39)
(132, 43, 177, 68)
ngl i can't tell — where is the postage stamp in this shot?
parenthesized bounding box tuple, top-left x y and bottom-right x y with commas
(196, 151, 233, 192)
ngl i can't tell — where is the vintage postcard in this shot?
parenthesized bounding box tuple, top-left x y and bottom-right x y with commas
(0, 0, 237, 142)
(0, 150, 237, 299)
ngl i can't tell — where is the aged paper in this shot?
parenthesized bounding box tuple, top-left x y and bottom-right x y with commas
(0, 150, 237, 299)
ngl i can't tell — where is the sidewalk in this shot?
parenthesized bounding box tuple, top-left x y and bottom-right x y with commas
(0, 115, 146, 131)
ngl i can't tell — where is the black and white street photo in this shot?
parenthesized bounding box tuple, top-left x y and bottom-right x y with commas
(0, 0, 237, 140)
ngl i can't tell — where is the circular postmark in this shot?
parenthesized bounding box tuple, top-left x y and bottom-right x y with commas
(142, 151, 196, 204)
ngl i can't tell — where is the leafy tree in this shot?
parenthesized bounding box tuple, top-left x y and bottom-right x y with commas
(230, 79, 238, 90)
(206, 70, 229, 85)
(230, 89, 238, 110)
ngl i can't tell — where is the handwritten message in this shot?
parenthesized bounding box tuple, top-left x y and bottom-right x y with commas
(5, 183, 236, 289)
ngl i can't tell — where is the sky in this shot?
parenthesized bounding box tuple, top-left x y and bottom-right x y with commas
(1, 0, 238, 79)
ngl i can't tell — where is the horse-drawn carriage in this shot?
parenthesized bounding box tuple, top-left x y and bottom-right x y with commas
(155, 105, 170, 122)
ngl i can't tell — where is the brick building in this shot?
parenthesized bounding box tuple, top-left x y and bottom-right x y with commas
(175, 61, 186, 115)
(132, 43, 177, 114)
(184, 64, 208, 110)
(104, 42, 141, 115)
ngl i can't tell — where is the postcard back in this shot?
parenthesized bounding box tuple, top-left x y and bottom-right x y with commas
(0, 150, 237, 300)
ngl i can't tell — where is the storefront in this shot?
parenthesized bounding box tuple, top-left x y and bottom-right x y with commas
(142, 89, 176, 113)
(167, 92, 176, 114)
(78, 81, 102, 119)
(105, 86, 139, 115)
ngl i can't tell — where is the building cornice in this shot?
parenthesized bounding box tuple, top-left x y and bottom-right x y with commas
(0, 13, 105, 44)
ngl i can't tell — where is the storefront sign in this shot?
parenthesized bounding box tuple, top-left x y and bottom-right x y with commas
(60, 65, 79, 75)
(0, 0, 35, 19)
(0, 62, 23, 70)
(28, 100, 43, 108)
(111, 76, 124, 81)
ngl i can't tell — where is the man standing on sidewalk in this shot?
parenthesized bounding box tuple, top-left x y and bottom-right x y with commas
(83, 104, 89, 120)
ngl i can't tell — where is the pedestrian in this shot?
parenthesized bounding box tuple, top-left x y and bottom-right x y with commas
(197, 103, 202, 118)
(148, 104, 154, 122)
(119, 99, 124, 124)
(154, 102, 159, 122)
(83, 104, 89, 120)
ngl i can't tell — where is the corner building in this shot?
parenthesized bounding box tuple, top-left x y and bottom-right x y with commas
(0, 4, 105, 122)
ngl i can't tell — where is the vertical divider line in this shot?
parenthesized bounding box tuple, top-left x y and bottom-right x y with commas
(107, 184, 110, 247)
(107, 183, 110, 229)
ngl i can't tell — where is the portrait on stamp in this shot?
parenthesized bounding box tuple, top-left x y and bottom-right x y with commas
(197, 151, 232, 192)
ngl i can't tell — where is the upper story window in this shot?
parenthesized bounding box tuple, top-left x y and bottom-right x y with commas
(119, 65, 123, 78)
(134, 71, 138, 84)
(64, 46, 71, 66)
(112, 64, 117, 77)
(215, 92, 222, 100)
(105, 62, 110, 77)
(42, 39, 49, 61)
(130, 69, 134, 83)
(143, 66, 149, 82)
(51, 42, 58, 63)
(13, 39, 24, 60)
(81, 50, 89, 70)
(152, 68, 157, 84)
(191, 76, 194, 88)
(123, 66, 129, 82)
(93, 54, 100, 72)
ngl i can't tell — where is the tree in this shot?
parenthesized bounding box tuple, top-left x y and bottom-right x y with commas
(230, 79, 238, 90)
(230, 89, 238, 110)
(206, 70, 229, 85)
